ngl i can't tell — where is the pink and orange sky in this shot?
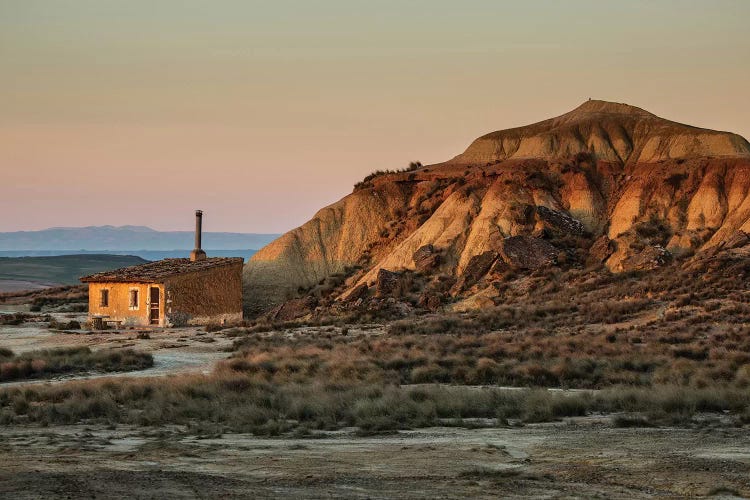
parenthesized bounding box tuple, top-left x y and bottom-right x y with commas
(2, 1, 749, 233)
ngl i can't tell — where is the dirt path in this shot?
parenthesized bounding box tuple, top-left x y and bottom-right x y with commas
(0, 422, 747, 498)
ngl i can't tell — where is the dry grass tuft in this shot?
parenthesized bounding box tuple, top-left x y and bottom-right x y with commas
(0, 347, 152, 382)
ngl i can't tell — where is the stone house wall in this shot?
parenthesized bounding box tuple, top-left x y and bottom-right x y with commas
(163, 262, 243, 325)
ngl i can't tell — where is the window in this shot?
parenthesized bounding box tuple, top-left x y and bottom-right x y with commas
(129, 289, 139, 309)
(100, 289, 109, 307)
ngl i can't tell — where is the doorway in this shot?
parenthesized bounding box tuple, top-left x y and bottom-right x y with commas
(149, 287, 160, 325)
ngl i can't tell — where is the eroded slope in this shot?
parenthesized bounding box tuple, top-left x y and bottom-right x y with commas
(244, 100, 750, 316)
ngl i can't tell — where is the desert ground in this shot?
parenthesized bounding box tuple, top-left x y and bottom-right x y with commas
(0, 404, 748, 498)
(1, 313, 749, 499)
(0, 309, 231, 385)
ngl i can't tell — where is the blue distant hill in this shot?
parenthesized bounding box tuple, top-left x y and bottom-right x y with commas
(0, 249, 258, 261)
(0, 226, 279, 252)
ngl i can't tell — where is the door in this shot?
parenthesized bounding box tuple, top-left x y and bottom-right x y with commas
(149, 287, 160, 325)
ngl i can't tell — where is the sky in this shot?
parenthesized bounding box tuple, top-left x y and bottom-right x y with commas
(1, 0, 749, 233)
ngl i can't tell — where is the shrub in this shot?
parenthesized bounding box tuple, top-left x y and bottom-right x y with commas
(48, 319, 81, 330)
(612, 414, 653, 427)
(205, 322, 224, 333)
(5, 379, 747, 431)
(0, 347, 153, 382)
(0, 313, 27, 325)
(354, 162, 424, 191)
(168, 311, 190, 328)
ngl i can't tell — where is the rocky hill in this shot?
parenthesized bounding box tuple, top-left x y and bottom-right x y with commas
(244, 100, 750, 317)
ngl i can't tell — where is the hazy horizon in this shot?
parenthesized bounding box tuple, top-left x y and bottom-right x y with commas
(0, 224, 278, 234)
(2, 0, 749, 233)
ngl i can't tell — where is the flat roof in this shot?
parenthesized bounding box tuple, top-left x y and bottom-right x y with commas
(80, 257, 243, 283)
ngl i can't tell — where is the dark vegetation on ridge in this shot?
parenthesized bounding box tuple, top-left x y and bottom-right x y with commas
(0, 254, 147, 286)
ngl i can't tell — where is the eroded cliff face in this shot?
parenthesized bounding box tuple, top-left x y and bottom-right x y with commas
(244, 100, 750, 316)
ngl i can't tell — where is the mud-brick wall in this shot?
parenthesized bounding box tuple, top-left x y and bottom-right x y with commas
(163, 262, 243, 325)
(87, 282, 159, 326)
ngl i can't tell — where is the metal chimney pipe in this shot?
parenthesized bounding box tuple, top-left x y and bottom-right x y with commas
(195, 210, 203, 250)
(190, 210, 207, 261)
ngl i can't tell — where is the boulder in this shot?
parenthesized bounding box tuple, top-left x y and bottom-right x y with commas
(620, 245, 672, 272)
(499, 236, 558, 269)
(724, 231, 750, 250)
(268, 296, 317, 321)
(535, 206, 587, 236)
(452, 251, 499, 293)
(418, 291, 444, 311)
(412, 244, 441, 273)
(346, 283, 369, 302)
(589, 235, 615, 264)
(375, 269, 402, 297)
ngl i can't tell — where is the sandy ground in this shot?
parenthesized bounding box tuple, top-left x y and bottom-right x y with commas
(0, 316, 234, 387)
(2, 321, 749, 498)
(0, 421, 748, 499)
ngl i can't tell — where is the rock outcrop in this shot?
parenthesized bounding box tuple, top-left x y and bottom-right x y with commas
(499, 236, 559, 270)
(453, 251, 498, 293)
(375, 269, 403, 298)
(412, 244, 441, 273)
(244, 100, 750, 315)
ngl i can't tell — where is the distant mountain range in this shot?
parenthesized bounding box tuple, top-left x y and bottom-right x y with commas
(0, 250, 258, 261)
(0, 226, 279, 252)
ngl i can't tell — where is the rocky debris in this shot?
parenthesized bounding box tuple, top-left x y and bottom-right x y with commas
(417, 291, 444, 311)
(620, 245, 672, 272)
(723, 231, 750, 250)
(427, 274, 457, 294)
(345, 283, 369, 304)
(452, 251, 499, 294)
(268, 296, 317, 321)
(535, 206, 587, 237)
(487, 258, 510, 278)
(499, 236, 558, 270)
(365, 296, 414, 317)
(412, 244, 441, 273)
(589, 235, 616, 264)
(375, 269, 403, 298)
(450, 292, 497, 312)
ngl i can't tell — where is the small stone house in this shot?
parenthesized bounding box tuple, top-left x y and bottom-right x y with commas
(80, 211, 243, 327)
